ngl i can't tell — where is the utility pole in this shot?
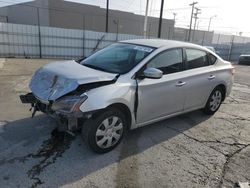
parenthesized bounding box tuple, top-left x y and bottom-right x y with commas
(192, 7, 201, 42)
(105, 0, 109, 33)
(158, 0, 164, 38)
(188, 2, 198, 41)
(193, 8, 201, 31)
(143, 0, 149, 38)
(208, 15, 216, 31)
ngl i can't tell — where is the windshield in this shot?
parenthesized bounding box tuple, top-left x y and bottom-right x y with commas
(80, 43, 155, 74)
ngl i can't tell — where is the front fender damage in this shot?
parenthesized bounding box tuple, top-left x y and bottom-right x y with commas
(20, 75, 120, 132)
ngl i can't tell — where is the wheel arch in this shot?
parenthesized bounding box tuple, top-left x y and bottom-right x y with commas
(89, 102, 133, 130)
(216, 84, 226, 101)
(107, 103, 132, 130)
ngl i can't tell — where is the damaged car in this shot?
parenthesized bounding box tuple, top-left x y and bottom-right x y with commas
(20, 39, 234, 153)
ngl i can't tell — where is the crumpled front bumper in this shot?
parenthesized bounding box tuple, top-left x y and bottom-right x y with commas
(20, 92, 88, 132)
(20, 92, 84, 116)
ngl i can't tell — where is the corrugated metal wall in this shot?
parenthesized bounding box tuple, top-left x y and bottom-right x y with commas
(0, 22, 250, 61)
(0, 23, 144, 59)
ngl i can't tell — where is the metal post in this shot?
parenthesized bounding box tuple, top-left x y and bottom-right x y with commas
(143, 0, 149, 38)
(188, 2, 198, 41)
(82, 15, 85, 58)
(113, 19, 119, 41)
(173, 13, 177, 26)
(172, 13, 177, 39)
(105, 0, 109, 33)
(158, 0, 164, 38)
(228, 35, 235, 61)
(168, 26, 171, 39)
(36, 7, 42, 58)
(202, 31, 205, 45)
(148, 22, 151, 38)
(216, 34, 220, 49)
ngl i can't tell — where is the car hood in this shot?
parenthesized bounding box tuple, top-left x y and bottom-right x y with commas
(29, 60, 117, 101)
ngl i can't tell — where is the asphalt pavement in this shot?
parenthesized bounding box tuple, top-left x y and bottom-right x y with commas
(0, 58, 249, 188)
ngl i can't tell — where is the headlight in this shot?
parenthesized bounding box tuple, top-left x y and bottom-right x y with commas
(52, 94, 88, 113)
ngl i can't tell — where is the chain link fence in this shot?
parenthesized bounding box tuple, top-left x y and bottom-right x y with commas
(0, 22, 250, 62)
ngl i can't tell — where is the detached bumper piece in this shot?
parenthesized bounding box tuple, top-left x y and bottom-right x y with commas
(20, 92, 51, 117)
(20, 92, 37, 104)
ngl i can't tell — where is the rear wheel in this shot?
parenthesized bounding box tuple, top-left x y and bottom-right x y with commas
(203, 87, 223, 115)
(82, 108, 126, 153)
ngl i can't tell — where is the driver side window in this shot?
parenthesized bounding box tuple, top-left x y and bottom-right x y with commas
(147, 49, 183, 74)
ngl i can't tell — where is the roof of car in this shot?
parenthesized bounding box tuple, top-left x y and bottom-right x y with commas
(120, 39, 204, 49)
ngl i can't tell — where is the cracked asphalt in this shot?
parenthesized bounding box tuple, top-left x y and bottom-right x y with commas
(0, 58, 249, 188)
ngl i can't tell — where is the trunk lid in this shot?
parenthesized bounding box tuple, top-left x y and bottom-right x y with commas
(30, 60, 117, 101)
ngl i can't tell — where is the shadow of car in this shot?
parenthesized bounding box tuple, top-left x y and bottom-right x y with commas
(0, 111, 211, 187)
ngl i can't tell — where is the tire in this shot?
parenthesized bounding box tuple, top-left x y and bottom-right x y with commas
(203, 87, 224, 115)
(81, 107, 127, 153)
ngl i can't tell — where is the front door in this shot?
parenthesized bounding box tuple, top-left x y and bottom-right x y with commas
(136, 48, 186, 124)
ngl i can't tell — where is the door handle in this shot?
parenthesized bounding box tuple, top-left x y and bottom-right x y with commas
(208, 75, 216, 80)
(176, 81, 186, 87)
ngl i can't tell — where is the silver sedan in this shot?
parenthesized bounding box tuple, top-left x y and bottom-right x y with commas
(20, 39, 234, 153)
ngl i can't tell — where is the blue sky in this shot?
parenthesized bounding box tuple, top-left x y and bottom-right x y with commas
(1, 0, 250, 36)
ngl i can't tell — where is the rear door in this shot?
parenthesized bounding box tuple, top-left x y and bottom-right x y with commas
(183, 48, 217, 110)
(136, 48, 187, 124)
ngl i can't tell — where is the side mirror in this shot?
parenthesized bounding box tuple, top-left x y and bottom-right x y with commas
(142, 67, 163, 79)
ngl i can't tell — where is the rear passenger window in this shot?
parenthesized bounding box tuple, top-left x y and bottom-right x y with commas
(208, 53, 217, 65)
(186, 49, 209, 69)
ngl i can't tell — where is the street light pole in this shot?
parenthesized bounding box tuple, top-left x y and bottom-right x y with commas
(173, 12, 177, 26)
(105, 0, 109, 33)
(158, 0, 165, 38)
(143, 0, 149, 38)
(208, 15, 217, 31)
(188, 2, 198, 41)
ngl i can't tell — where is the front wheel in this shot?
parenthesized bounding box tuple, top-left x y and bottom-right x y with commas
(82, 108, 126, 153)
(203, 87, 223, 115)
